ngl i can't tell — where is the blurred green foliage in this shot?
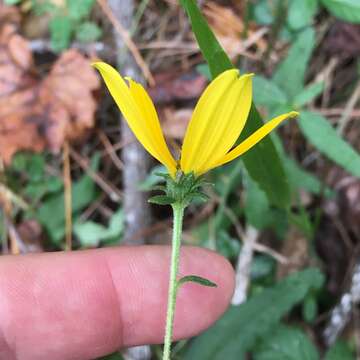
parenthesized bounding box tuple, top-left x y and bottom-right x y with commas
(4, 0, 102, 51)
(5, 152, 114, 248)
(251, 0, 360, 26)
(325, 341, 356, 360)
(254, 325, 319, 360)
(74, 207, 124, 247)
(183, 269, 324, 359)
(321, 0, 360, 23)
(178, 1, 358, 359)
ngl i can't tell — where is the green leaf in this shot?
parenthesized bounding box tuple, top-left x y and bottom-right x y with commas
(303, 294, 318, 323)
(181, 0, 291, 208)
(4, 0, 22, 4)
(272, 134, 334, 197)
(50, 16, 73, 52)
(252, 0, 274, 25)
(293, 82, 324, 108)
(108, 208, 124, 235)
(299, 111, 360, 178)
(254, 325, 319, 360)
(12, 153, 45, 181)
(216, 230, 241, 259)
(138, 165, 166, 191)
(325, 341, 355, 360)
(74, 208, 124, 247)
(184, 268, 324, 360)
(253, 75, 289, 107)
(273, 28, 315, 101)
(243, 168, 289, 237)
(196, 63, 212, 79)
(148, 195, 175, 205)
(36, 154, 100, 244)
(284, 157, 333, 196)
(288, 0, 318, 30)
(75, 21, 102, 43)
(321, 0, 360, 23)
(74, 221, 108, 247)
(241, 105, 291, 208)
(32, 1, 58, 16)
(243, 171, 271, 229)
(180, 0, 233, 79)
(251, 255, 275, 280)
(66, 0, 95, 21)
(178, 275, 217, 288)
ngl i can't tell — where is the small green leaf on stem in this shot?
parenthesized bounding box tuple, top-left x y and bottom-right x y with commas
(148, 195, 176, 205)
(178, 275, 217, 288)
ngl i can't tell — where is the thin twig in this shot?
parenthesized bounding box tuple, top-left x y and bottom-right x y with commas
(324, 261, 360, 346)
(337, 81, 360, 135)
(212, 192, 288, 264)
(29, 39, 112, 57)
(232, 226, 258, 305)
(315, 57, 339, 108)
(252, 243, 289, 265)
(69, 147, 122, 202)
(98, 130, 124, 171)
(0, 184, 28, 210)
(96, 0, 155, 86)
(8, 224, 20, 255)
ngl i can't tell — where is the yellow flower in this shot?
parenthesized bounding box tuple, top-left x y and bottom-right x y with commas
(93, 62, 298, 178)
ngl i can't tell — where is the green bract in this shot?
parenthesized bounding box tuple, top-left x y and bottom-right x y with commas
(148, 172, 210, 207)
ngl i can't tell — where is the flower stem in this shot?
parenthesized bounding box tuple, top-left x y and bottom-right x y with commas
(162, 202, 185, 360)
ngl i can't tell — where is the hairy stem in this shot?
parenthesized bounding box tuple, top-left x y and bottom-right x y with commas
(163, 203, 185, 360)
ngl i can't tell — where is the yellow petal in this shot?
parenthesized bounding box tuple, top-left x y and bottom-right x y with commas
(180, 70, 253, 175)
(93, 62, 177, 176)
(126, 78, 178, 174)
(208, 111, 299, 171)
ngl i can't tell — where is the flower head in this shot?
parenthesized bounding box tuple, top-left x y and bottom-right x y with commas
(93, 62, 298, 178)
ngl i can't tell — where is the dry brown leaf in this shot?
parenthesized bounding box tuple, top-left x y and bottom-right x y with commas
(161, 107, 192, 139)
(148, 71, 207, 104)
(277, 228, 310, 279)
(203, 2, 267, 58)
(0, 19, 100, 164)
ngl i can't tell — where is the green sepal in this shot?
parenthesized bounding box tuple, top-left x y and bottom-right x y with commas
(149, 171, 213, 207)
(154, 172, 172, 180)
(148, 195, 176, 205)
(186, 191, 209, 203)
(149, 185, 167, 192)
(178, 275, 217, 288)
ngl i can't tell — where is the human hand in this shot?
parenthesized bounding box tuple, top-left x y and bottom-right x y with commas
(0, 246, 234, 360)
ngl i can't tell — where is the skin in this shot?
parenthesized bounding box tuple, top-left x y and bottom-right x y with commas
(0, 246, 235, 360)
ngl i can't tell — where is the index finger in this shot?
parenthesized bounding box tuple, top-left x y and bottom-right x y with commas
(0, 246, 234, 360)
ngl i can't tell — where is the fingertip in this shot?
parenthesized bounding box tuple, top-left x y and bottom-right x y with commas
(0, 246, 235, 359)
(170, 247, 235, 341)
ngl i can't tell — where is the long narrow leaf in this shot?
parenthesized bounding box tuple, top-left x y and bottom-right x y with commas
(180, 0, 233, 78)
